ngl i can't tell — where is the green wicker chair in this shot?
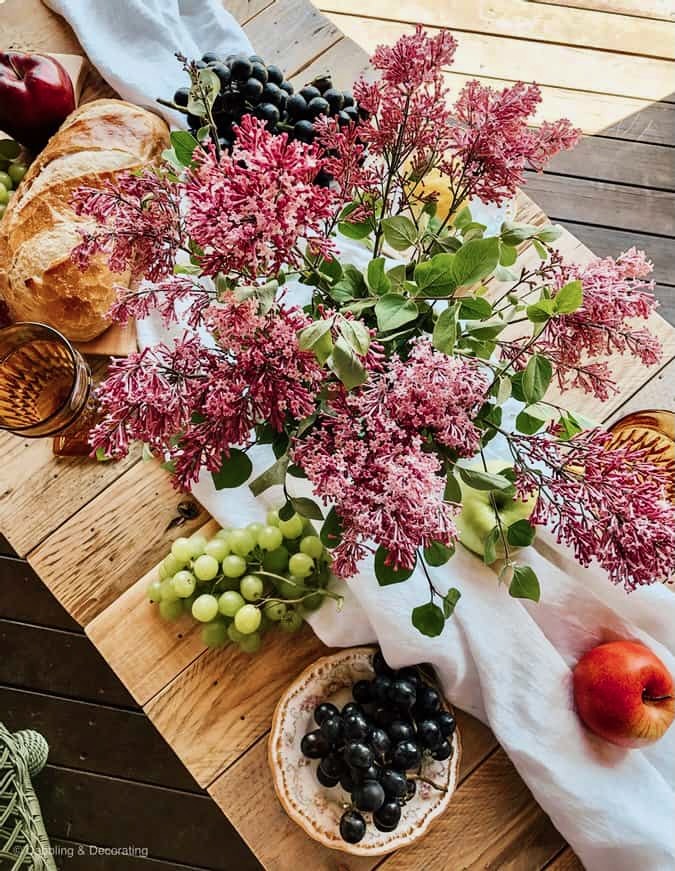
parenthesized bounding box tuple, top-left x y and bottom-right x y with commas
(0, 723, 55, 870)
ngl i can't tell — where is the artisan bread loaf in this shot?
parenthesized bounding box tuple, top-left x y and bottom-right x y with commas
(0, 99, 168, 341)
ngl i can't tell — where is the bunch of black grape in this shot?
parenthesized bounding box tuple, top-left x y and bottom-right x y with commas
(300, 650, 456, 844)
(172, 51, 361, 156)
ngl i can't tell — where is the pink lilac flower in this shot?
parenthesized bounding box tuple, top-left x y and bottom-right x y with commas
(184, 116, 337, 279)
(442, 80, 580, 206)
(501, 248, 661, 399)
(510, 428, 675, 591)
(107, 275, 215, 329)
(373, 338, 489, 456)
(71, 168, 182, 282)
(293, 389, 458, 578)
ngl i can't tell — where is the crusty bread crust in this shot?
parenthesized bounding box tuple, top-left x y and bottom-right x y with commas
(0, 99, 168, 341)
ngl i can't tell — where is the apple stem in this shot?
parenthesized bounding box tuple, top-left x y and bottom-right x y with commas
(642, 692, 673, 703)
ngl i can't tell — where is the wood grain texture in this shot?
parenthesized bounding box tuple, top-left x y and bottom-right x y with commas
(544, 846, 586, 870)
(146, 624, 329, 787)
(86, 522, 221, 705)
(0, 554, 79, 630)
(0, 685, 198, 791)
(320, 0, 675, 58)
(326, 14, 675, 101)
(28, 460, 208, 625)
(530, 0, 674, 23)
(605, 358, 675, 424)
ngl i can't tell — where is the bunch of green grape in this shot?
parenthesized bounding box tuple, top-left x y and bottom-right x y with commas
(0, 138, 28, 219)
(147, 509, 334, 655)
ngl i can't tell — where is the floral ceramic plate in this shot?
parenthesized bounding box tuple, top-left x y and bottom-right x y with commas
(268, 646, 461, 855)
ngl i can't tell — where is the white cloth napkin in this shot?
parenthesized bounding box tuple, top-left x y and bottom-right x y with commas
(46, 2, 675, 867)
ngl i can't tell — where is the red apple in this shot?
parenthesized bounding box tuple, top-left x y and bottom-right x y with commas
(0, 52, 75, 151)
(573, 640, 674, 748)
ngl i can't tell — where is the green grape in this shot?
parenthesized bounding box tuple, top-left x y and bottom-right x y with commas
(7, 163, 26, 185)
(278, 513, 304, 540)
(205, 537, 230, 561)
(163, 553, 184, 576)
(222, 554, 247, 578)
(193, 554, 219, 581)
(215, 528, 231, 540)
(247, 522, 264, 537)
(0, 183, 8, 205)
(279, 608, 304, 633)
(192, 594, 219, 622)
(202, 619, 229, 648)
(183, 594, 197, 613)
(266, 509, 280, 527)
(172, 570, 196, 598)
(218, 590, 245, 617)
(301, 592, 324, 611)
(158, 561, 169, 580)
(147, 579, 163, 603)
(228, 528, 256, 557)
(263, 601, 287, 622)
(219, 575, 243, 592)
(0, 171, 12, 190)
(262, 546, 289, 573)
(234, 604, 262, 635)
(227, 624, 246, 644)
(188, 535, 208, 558)
(169, 538, 192, 566)
(0, 203, 5, 218)
(289, 552, 314, 578)
(159, 598, 184, 621)
(257, 525, 283, 551)
(160, 578, 180, 602)
(239, 632, 262, 654)
(240, 574, 264, 602)
(275, 577, 303, 599)
(300, 535, 324, 559)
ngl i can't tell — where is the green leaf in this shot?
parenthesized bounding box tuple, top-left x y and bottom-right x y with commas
(509, 564, 541, 602)
(249, 454, 289, 496)
(95, 447, 111, 463)
(317, 256, 342, 282)
(495, 375, 512, 405)
(424, 541, 455, 567)
(312, 330, 333, 365)
(461, 221, 487, 242)
(196, 124, 210, 142)
(339, 319, 371, 356)
(332, 264, 367, 302)
(0, 139, 21, 160)
(330, 336, 367, 390)
(459, 297, 492, 320)
(450, 238, 499, 289)
(458, 467, 515, 493)
(522, 354, 553, 404)
(414, 253, 456, 297)
(386, 264, 407, 289)
(287, 463, 307, 478)
(444, 471, 462, 504)
(500, 221, 539, 246)
(507, 519, 536, 548)
(432, 303, 459, 354)
(515, 408, 547, 434)
(526, 298, 556, 322)
(375, 294, 419, 332)
(298, 319, 331, 351)
(381, 215, 418, 251)
(537, 224, 563, 244)
(510, 371, 526, 402)
(338, 219, 372, 240)
(211, 449, 253, 489)
(169, 130, 199, 167)
(443, 588, 461, 618)
(187, 68, 220, 116)
(375, 547, 415, 586)
(484, 525, 500, 565)
(366, 257, 391, 295)
(411, 602, 445, 637)
(558, 411, 583, 441)
(494, 265, 519, 282)
(499, 243, 518, 266)
(554, 280, 583, 314)
(279, 501, 295, 521)
(453, 205, 472, 229)
(291, 497, 324, 521)
(532, 239, 548, 260)
(320, 507, 344, 548)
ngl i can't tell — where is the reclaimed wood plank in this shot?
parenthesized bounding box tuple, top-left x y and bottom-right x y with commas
(442, 72, 675, 146)
(86, 522, 220, 705)
(0, 554, 80, 630)
(289, 36, 372, 89)
(36, 766, 260, 870)
(0, 620, 134, 706)
(326, 14, 675, 102)
(544, 846, 585, 870)
(28, 460, 208, 626)
(605, 358, 675, 424)
(47, 842, 222, 871)
(0, 685, 198, 792)
(227, 0, 277, 25)
(530, 0, 674, 23)
(145, 624, 328, 788)
(319, 0, 675, 58)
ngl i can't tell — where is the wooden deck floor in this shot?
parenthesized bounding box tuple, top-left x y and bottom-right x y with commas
(318, 0, 675, 324)
(0, 2, 672, 870)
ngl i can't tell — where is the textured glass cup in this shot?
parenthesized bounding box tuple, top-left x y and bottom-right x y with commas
(0, 322, 92, 438)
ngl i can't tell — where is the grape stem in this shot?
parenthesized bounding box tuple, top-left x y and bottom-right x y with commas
(409, 773, 449, 793)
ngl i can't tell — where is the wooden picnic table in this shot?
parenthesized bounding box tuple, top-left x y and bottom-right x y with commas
(1, 1, 674, 869)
